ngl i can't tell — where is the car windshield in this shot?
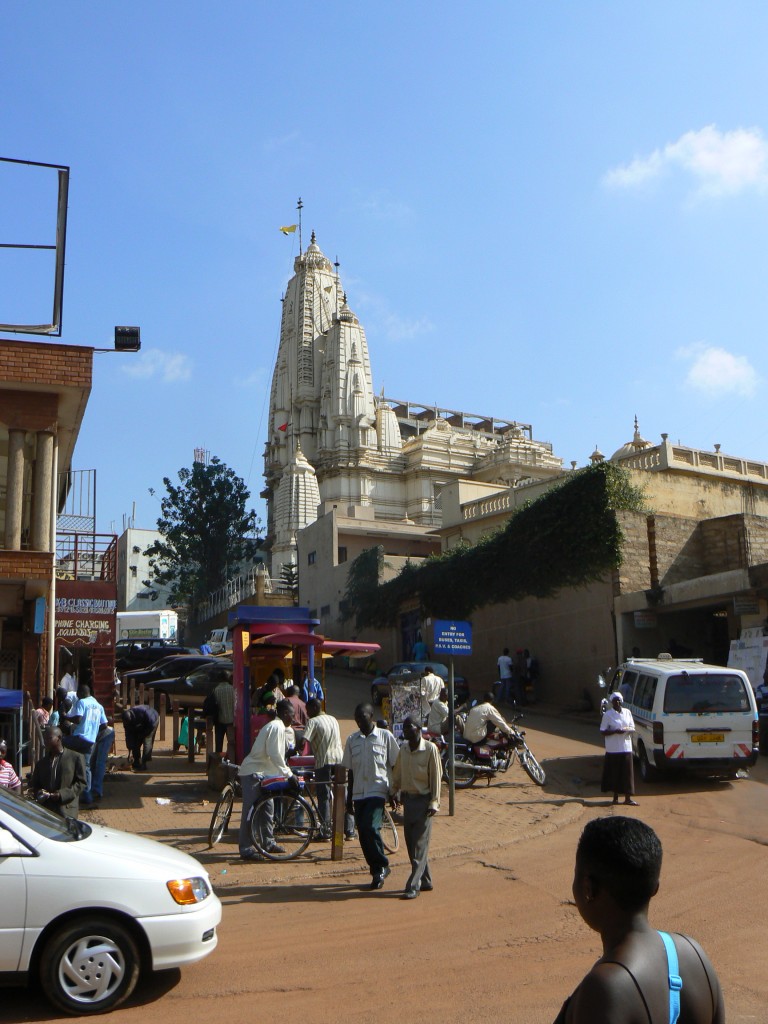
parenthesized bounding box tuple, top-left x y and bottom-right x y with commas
(663, 673, 751, 714)
(0, 786, 92, 842)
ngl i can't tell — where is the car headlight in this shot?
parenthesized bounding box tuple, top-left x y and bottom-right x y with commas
(166, 876, 211, 905)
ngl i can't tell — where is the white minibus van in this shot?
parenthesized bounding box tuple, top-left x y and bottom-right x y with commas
(609, 655, 759, 781)
(208, 628, 233, 656)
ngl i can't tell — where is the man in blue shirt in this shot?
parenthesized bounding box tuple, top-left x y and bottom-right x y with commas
(301, 675, 324, 703)
(64, 684, 107, 795)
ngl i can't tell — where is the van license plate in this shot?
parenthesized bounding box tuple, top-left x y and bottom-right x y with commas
(691, 733, 724, 743)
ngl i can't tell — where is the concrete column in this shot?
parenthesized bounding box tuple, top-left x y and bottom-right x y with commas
(31, 430, 55, 551)
(4, 429, 26, 550)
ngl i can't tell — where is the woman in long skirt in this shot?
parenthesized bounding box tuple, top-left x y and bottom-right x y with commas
(600, 691, 637, 806)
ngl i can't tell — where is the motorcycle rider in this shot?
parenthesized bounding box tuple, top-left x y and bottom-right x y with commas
(462, 692, 515, 744)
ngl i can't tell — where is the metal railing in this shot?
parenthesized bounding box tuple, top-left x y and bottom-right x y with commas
(55, 532, 118, 582)
(196, 566, 292, 622)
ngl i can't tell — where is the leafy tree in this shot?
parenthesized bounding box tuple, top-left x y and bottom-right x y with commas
(279, 562, 299, 603)
(145, 457, 261, 607)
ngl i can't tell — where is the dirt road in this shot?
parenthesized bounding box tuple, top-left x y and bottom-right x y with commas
(6, 674, 767, 1023)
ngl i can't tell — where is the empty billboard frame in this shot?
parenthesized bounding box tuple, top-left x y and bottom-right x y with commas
(0, 156, 70, 336)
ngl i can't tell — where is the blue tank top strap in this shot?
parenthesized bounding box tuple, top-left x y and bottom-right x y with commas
(658, 930, 683, 1024)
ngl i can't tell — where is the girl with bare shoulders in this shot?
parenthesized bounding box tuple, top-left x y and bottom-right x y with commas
(556, 817, 724, 1024)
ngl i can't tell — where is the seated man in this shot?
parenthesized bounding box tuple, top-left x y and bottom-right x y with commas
(238, 698, 296, 860)
(462, 693, 515, 744)
(426, 686, 450, 736)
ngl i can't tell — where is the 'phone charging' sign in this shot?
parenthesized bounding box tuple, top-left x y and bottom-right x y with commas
(433, 619, 472, 655)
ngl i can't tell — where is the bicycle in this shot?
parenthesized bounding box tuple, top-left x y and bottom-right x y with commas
(207, 761, 241, 848)
(252, 770, 400, 860)
(208, 762, 399, 856)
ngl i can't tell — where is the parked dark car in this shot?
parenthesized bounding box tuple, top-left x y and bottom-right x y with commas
(149, 661, 234, 704)
(115, 638, 195, 672)
(371, 662, 470, 707)
(124, 654, 219, 688)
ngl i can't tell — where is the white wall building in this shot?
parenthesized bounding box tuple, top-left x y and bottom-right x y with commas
(116, 527, 174, 612)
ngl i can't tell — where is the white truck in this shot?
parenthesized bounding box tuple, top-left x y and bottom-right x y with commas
(116, 609, 179, 641)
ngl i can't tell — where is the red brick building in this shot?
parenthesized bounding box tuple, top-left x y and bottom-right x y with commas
(0, 340, 116, 710)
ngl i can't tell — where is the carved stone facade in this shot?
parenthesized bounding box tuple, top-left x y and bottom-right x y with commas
(264, 235, 563, 589)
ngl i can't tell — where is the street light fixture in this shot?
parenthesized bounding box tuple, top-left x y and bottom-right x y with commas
(114, 326, 141, 352)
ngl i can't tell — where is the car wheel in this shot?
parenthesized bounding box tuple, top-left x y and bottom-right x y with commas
(41, 915, 141, 1014)
(637, 742, 659, 783)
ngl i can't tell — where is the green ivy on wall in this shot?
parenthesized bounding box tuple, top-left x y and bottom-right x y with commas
(341, 462, 646, 630)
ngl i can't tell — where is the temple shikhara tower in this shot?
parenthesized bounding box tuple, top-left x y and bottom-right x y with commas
(263, 231, 563, 633)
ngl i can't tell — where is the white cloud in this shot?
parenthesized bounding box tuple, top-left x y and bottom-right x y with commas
(604, 125, 768, 198)
(120, 349, 192, 383)
(354, 190, 412, 221)
(379, 312, 434, 341)
(677, 343, 759, 397)
(349, 281, 434, 343)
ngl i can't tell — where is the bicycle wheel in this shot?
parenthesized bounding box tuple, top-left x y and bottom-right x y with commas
(519, 745, 546, 786)
(208, 782, 236, 848)
(251, 792, 314, 861)
(381, 807, 399, 854)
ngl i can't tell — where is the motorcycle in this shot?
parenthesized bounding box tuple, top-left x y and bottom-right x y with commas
(439, 713, 546, 788)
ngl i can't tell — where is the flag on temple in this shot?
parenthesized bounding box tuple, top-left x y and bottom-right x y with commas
(278, 422, 289, 432)
(280, 225, 297, 235)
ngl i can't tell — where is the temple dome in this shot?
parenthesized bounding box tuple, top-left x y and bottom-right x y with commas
(376, 400, 402, 451)
(611, 416, 652, 461)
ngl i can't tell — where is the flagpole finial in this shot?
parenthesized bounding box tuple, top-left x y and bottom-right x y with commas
(297, 197, 303, 253)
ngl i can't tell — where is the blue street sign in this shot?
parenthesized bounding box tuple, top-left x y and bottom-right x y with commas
(433, 619, 472, 655)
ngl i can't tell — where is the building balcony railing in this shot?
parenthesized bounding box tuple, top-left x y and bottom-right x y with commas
(56, 532, 118, 582)
(196, 566, 292, 622)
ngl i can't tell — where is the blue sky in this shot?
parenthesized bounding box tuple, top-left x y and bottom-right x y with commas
(3, 2, 768, 535)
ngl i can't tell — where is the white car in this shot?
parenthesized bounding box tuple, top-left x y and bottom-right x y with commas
(0, 786, 221, 1014)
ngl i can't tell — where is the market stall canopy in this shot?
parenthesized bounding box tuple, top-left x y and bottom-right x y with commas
(249, 631, 326, 649)
(319, 640, 380, 659)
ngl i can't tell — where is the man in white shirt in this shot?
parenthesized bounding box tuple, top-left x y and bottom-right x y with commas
(303, 698, 343, 839)
(419, 666, 443, 721)
(426, 686, 450, 736)
(496, 648, 514, 704)
(238, 698, 296, 860)
(462, 693, 515, 744)
(342, 703, 400, 889)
